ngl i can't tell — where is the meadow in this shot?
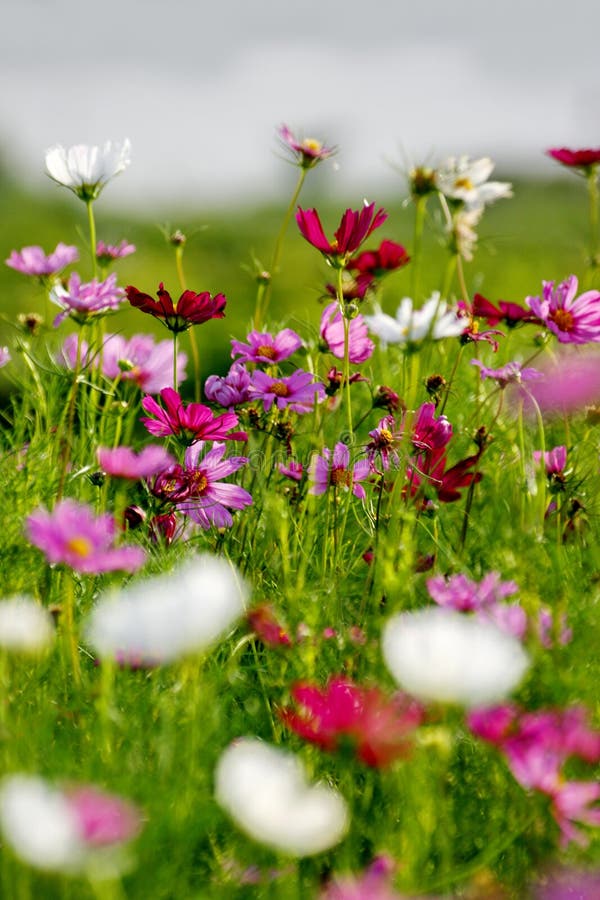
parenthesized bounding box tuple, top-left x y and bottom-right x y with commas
(0, 135, 599, 899)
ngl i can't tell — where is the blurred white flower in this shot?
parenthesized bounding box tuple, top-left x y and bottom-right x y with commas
(365, 293, 465, 346)
(382, 607, 530, 707)
(215, 738, 349, 856)
(435, 156, 512, 210)
(85, 554, 247, 665)
(0, 776, 140, 875)
(0, 596, 54, 653)
(45, 140, 131, 201)
(453, 206, 484, 262)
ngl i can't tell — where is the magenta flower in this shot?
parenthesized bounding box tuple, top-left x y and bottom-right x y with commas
(50, 272, 125, 327)
(278, 124, 335, 168)
(141, 388, 247, 444)
(547, 147, 600, 171)
(204, 363, 251, 408)
(471, 359, 543, 388)
(296, 202, 388, 265)
(249, 369, 325, 414)
(350, 240, 410, 277)
(279, 460, 303, 481)
(521, 351, 600, 416)
(66, 785, 141, 847)
(469, 293, 541, 328)
(96, 240, 136, 264)
(97, 445, 175, 479)
(126, 282, 226, 333)
(247, 604, 292, 647)
(230, 328, 302, 364)
(26, 500, 146, 574)
(281, 677, 423, 768)
(6, 243, 78, 277)
(321, 856, 403, 900)
(526, 276, 600, 344)
(319, 302, 374, 364)
(366, 416, 401, 471)
(533, 446, 567, 476)
(173, 442, 252, 528)
(309, 443, 371, 499)
(552, 782, 600, 847)
(101, 333, 188, 394)
(427, 572, 526, 639)
(538, 608, 572, 648)
(411, 402, 453, 452)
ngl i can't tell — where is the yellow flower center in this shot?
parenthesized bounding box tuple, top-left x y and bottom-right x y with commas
(379, 428, 394, 446)
(66, 536, 93, 558)
(301, 138, 322, 153)
(257, 345, 277, 360)
(550, 308, 575, 332)
(271, 382, 290, 397)
(454, 177, 474, 191)
(190, 472, 209, 494)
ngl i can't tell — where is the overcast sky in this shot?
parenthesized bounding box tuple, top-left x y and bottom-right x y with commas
(2, 0, 599, 207)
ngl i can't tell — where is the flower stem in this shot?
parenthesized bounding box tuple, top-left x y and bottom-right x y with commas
(86, 200, 98, 279)
(173, 332, 178, 393)
(62, 570, 81, 685)
(175, 244, 201, 400)
(410, 195, 427, 303)
(337, 267, 354, 443)
(587, 166, 599, 280)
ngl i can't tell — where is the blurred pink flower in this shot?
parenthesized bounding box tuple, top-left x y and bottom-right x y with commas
(278, 124, 335, 168)
(321, 856, 404, 899)
(66, 785, 141, 847)
(247, 604, 291, 647)
(520, 351, 600, 416)
(320, 302, 374, 364)
(0, 347, 10, 368)
(97, 445, 175, 480)
(6, 243, 78, 277)
(533, 446, 567, 475)
(102, 333, 187, 393)
(96, 240, 136, 263)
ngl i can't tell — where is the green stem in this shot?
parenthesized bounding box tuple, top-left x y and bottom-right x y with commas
(57, 327, 84, 499)
(173, 332, 178, 393)
(175, 244, 201, 400)
(87, 200, 98, 279)
(587, 167, 599, 276)
(337, 267, 353, 443)
(410, 195, 427, 302)
(62, 570, 81, 685)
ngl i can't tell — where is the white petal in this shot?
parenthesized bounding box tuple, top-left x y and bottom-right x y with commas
(0, 597, 54, 653)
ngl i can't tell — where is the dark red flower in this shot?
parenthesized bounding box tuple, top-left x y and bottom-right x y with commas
(296, 203, 388, 265)
(547, 148, 600, 171)
(126, 282, 226, 333)
(280, 676, 423, 767)
(410, 447, 483, 503)
(247, 604, 291, 647)
(468, 293, 541, 328)
(349, 240, 410, 277)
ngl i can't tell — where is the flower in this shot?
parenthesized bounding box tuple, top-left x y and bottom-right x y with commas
(0, 597, 54, 653)
(547, 147, 600, 171)
(435, 156, 512, 209)
(349, 240, 410, 278)
(50, 272, 125, 327)
(231, 328, 302, 364)
(249, 369, 325, 414)
(247, 605, 291, 647)
(141, 388, 247, 443)
(519, 351, 600, 416)
(45, 140, 131, 201)
(526, 276, 600, 344)
(26, 500, 146, 574)
(278, 460, 303, 481)
(100, 333, 188, 394)
(6, 243, 78, 277)
(214, 738, 349, 856)
(171, 442, 252, 529)
(0, 775, 140, 873)
(0, 347, 10, 368)
(96, 445, 175, 480)
(382, 608, 530, 707)
(426, 572, 527, 640)
(365, 294, 464, 346)
(280, 677, 423, 767)
(296, 202, 388, 266)
(309, 443, 371, 500)
(411, 402, 453, 452)
(471, 359, 543, 388)
(533, 446, 567, 476)
(532, 866, 600, 899)
(319, 303, 374, 364)
(96, 240, 136, 264)
(204, 363, 252, 408)
(126, 282, 226, 333)
(407, 446, 483, 504)
(278, 125, 335, 169)
(85, 554, 247, 665)
(469, 293, 541, 328)
(321, 856, 404, 900)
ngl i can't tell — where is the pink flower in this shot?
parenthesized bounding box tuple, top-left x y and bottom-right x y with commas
(173, 442, 252, 529)
(538, 608, 572, 648)
(281, 677, 423, 767)
(532, 866, 600, 899)
(50, 272, 125, 327)
(231, 328, 302, 364)
(0, 347, 10, 368)
(247, 604, 291, 646)
(526, 276, 600, 344)
(278, 124, 335, 168)
(411, 402, 453, 452)
(533, 446, 567, 476)
(6, 243, 78, 277)
(547, 147, 600, 171)
(204, 363, 251, 408)
(520, 351, 600, 416)
(552, 781, 600, 847)
(101, 333, 188, 394)
(66, 786, 141, 847)
(309, 443, 371, 500)
(97, 445, 175, 479)
(296, 202, 388, 265)
(96, 240, 136, 264)
(427, 572, 526, 639)
(141, 388, 247, 444)
(249, 369, 325, 414)
(126, 282, 226, 333)
(319, 302, 374, 364)
(26, 500, 146, 574)
(279, 460, 303, 481)
(471, 359, 543, 388)
(321, 856, 404, 900)
(366, 416, 401, 471)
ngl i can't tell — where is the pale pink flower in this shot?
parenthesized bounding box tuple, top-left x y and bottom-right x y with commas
(97, 445, 175, 480)
(6, 243, 78, 277)
(309, 443, 371, 500)
(320, 302, 374, 364)
(50, 272, 125, 326)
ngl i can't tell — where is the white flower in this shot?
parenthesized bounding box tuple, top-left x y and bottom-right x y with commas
(85, 554, 247, 665)
(45, 140, 131, 201)
(0, 596, 54, 653)
(435, 156, 512, 210)
(215, 738, 349, 856)
(365, 293, 465, 346)
(382, 607, 530, 708)
(453, 206, 484, 262)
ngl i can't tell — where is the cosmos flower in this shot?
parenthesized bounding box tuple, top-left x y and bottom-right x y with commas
(26, 500, 146, 574)
(319, 302, 374, 364)
(204, 363, 252, 408)
(100, 333, 188, 394)
(126, 282, 226, 333)
(96, 445, 176, 480)
(520, 351, 600, 416)
(45, 140, 131, 201)
(349, 240, 410, 278)
(214, 738, 349, 856)
(96, 240, 136, 264)
(230, 328, 302, 365)
(471, 359, 543, 388)
(321, 856, 405, 900)
(249, 369, 325, 414)
(382, 607, 530, 707)
(141, 388, 247, 443)
(426, 572, 527, 640)
(365, 294, 464, 346)
(280, 677, 423, 767)
(172, 442, 252, 529)
(247, 604, 292, 647)
(526, 276, 600, 344)
(0, 597, 54, 653)
(296, 202, 387, 266)
(278, 125, 335, 169)
(309, 443, 371, 499)
(85, 554, 247, 666)
(50, 272, 125, 327)
(547, 147, 600, 172)
(0, 775, 141, 873)
(6, 243, 79, 277)
(435, 156, 512, 210)
(533, 446, 567, 476)
(468, 293, 541, 328)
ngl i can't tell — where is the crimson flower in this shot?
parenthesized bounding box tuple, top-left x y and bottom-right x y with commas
(349, 239, 410, 277)
(280, 676, 424, 767)
(126, 282, 226, 333)
(247, 604, 292, 647)
(409, 447, 483, 503)
(296, 202, 387, 266)
(547, 148, 600, 171)
(467, 293, 541, 328)
(141, 387, 247, 444)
